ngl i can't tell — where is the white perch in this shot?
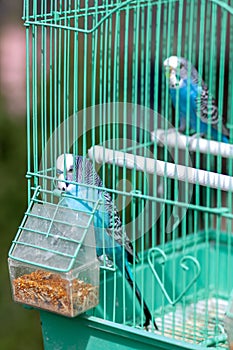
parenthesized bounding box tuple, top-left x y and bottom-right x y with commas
(88, 146, 233, 192)
(151, 129, 233, 158)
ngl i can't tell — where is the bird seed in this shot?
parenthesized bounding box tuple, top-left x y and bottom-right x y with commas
(12, 269, 99, 317)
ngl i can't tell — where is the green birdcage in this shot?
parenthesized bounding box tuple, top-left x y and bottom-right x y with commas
(8, 0, 233, 349)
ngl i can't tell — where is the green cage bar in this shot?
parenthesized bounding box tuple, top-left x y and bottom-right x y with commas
(8, 0, 233, 348)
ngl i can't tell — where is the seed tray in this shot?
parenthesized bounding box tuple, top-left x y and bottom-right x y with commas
(12, 269, 99, 317)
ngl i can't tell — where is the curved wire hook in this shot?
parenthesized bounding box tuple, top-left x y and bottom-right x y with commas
(148, 247, 201, 306)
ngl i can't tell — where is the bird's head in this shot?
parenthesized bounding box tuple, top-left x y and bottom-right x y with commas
(56, 153, 75, 191)
(164, 56, 193, 88)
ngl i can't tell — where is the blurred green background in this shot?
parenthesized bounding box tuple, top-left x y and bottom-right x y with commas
(0, 1, 43, 349)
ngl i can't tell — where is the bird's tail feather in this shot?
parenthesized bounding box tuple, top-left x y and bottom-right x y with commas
(124, 261, 158, 330)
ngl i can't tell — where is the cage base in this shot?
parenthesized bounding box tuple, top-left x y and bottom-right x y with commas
(153, 298, 228, 348)
(39, 297, 228, 350)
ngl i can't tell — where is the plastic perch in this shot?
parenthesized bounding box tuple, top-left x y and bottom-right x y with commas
(88, 146, 233, 192)
(151, 128, 233, 159)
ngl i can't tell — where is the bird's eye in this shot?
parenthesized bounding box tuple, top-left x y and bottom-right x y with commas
(68, 166, 74, 173)
(180, 63, 184, 69)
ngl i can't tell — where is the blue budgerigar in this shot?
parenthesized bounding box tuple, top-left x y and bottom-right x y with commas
(56, 153, 158, 330)
(164, 56, 229, 143)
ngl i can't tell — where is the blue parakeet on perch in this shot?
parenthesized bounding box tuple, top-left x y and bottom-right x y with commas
(56, 153, 158, 330)
(164, 56, 229, 143)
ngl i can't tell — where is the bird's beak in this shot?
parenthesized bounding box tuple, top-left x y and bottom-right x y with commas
(57, 173, 67, 191)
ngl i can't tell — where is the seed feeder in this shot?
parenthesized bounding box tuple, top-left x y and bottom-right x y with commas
(8, 187, 100, 317)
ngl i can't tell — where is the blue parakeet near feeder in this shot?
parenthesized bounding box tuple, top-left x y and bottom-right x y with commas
(164, 56, 229, 143)
(56, 153, 158, 330)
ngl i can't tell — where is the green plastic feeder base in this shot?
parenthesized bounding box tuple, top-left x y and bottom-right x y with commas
(40, 312, 204, 350)
(39, 231, 232, 349)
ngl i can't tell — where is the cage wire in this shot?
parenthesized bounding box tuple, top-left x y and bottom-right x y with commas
(15, 0, 233, 348)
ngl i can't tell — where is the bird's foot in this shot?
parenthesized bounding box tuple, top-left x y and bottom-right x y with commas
(154, 128, 177, 146)
(187, 132, 205, 150)
(97, 255, 113, 268)
(178, 127, 186, 134)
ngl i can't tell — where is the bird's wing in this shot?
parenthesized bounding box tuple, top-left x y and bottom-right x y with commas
(198, 84, 219, 125)
(198, 84, 229, 137)
(103, 190, 134, 259)
(75, 157, 135, 259)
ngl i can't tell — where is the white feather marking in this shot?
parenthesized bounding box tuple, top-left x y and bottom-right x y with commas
(56, 153, 74, 173)
(163, 56, 178, 69)
(56, 153, 75, 190)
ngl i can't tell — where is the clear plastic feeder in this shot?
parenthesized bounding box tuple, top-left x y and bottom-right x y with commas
(8, 188, 100, 317)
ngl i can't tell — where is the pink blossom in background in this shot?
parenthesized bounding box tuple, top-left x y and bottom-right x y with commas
(0, 25, 26, 118)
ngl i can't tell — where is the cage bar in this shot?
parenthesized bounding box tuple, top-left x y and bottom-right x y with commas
(8, 0, 233, 348)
